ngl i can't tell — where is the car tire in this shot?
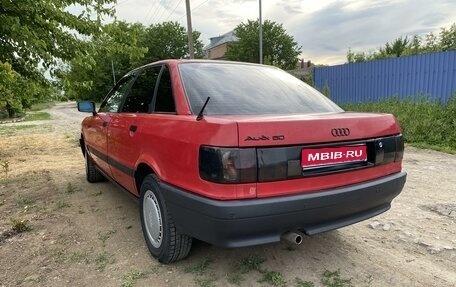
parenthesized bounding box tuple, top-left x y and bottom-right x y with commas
(85, 150, 105, 183)
(140, 174, 192, 263)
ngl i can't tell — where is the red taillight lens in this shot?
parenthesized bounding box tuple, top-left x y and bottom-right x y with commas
(199, 146, 257, 183)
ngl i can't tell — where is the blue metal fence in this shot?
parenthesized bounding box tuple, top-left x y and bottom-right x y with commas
(313, 51, 456, 104)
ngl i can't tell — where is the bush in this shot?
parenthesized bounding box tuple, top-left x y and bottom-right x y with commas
(343, 93, 456, 152)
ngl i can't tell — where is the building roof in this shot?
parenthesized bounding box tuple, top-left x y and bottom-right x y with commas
(203, 30, 238, 51)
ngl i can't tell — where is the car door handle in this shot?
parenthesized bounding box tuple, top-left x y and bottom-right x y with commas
(129, 125, 137, 132)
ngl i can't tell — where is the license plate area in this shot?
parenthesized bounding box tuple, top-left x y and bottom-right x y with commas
(301, 145, 367, 170)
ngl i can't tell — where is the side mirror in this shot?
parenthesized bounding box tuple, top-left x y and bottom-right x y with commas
(77, 101, 96, 116)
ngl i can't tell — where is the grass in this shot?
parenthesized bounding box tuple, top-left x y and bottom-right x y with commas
(343, 93, 456, 153)
(194, 275, 217, 287)
(259, 270, 287, 287)
(121, 270, 147, 287)
(95, 250, 115, 271)
(29, 102, 56, 111)
(97, 229, 116, 247)
(295, 277, 315, 287)
(321, 270, 354, 287)
(184, 258, 217, 287)
(66, 182, 77, 193)
(24, 112, 51, 121)
(16, 195, 36, 207)
(0, 124, 37, 136)
(184, 257, 213, 275)
(11, 218, 32, 232)
(52, 248, 67, 264)
(55, 200, 71, 209)
(227, 254, 293, 286)
(228, 254, 266, 285)
(236, 254, 266, 273)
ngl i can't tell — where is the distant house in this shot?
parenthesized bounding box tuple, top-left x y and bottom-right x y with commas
(204, 30, 237, 60)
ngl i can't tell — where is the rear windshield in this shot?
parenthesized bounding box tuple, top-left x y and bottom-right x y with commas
(179, 62, 343, 115)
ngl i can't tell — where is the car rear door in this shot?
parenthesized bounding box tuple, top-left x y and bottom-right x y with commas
(108, 65, 163, 194)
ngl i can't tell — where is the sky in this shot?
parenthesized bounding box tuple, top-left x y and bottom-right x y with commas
(113, 0, 456, 65)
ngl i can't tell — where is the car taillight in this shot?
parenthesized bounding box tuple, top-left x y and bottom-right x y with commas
(374, 134, 404, 165)
(199, 146, 257, 183)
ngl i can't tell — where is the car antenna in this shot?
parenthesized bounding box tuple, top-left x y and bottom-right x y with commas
(196, 97, 210, 121)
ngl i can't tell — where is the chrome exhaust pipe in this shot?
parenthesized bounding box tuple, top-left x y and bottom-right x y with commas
(281, 232, 303, 245)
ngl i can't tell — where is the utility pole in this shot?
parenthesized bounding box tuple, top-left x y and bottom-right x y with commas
(259, 0, 263, 64)
(185, 0, 195, 59)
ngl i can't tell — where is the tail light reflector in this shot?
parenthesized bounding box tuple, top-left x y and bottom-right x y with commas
(199, 146, 257, 183)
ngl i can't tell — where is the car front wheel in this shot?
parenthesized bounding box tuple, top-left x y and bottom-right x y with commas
(85, 149, 105, 183)
(139, 174, 192, 263)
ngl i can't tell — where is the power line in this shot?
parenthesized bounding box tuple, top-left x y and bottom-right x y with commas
(154, 0, 172, 24)
(150, 0, 168, 25)
(178, 0, 210, 21)
(166, 0, 183, 21)
(143, 0, 159, 26)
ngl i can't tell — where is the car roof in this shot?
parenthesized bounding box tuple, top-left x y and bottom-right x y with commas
(131, 59, 276, 73)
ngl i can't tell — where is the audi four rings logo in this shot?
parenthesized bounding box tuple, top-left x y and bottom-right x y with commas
(331, 128, 350, 137)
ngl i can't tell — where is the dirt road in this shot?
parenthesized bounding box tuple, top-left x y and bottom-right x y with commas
(0, 102, 455, 287)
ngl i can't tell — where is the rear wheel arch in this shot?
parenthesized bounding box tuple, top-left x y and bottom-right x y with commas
(135, 163, 156, 194)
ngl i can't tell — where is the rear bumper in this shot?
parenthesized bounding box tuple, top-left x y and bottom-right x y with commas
(161, 172, 406, 247)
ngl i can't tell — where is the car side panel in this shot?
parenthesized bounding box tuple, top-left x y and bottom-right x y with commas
(107, 113, 139, 194)
(82, 113, 113, 177)
(132, 115, 258, 200)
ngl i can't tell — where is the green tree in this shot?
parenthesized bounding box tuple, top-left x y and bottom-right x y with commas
(56, 21, 148, 102)
(346, 22, 456, 63)
(0, 62, 19, 117)
(382, 36, 409, 57)
(225, 20, 301, 70)
(137, 21, 204, 65)
(439, 23, 456, 51)
(0, 0, 115, 76)
(57, 21, 204, 102)
(347, 48, 370, 63)
(0, 0, 115, 116)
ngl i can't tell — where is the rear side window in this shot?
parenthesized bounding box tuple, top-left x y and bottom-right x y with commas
(154, 66, 176, 113)
(179, 63, 343, 115)
(121, 66, 161, 113)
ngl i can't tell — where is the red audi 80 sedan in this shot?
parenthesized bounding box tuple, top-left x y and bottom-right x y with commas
(78, 60, 406, 263)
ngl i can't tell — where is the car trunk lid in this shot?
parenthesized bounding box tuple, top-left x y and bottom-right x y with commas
(234, 112, 400, 147)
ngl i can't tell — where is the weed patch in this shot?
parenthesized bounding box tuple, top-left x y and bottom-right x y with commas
(66, 182, 77, 193)
(55, 200, 71, 209)
(1, 160, 10, 177)
(184, 257, 213, 275)
(321, 270, 354, 287)
(69, 251, 91, 264)
(259, 270, 286, 286)
(121, 270, 147, 287)
(194, 275, 217, 287)
(97, 229, 117, 247)
(11, 218, 32, 232)
(95, 250, 115, 271)
(16, 195, 36, 207)
(295, 277, 315, 287)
